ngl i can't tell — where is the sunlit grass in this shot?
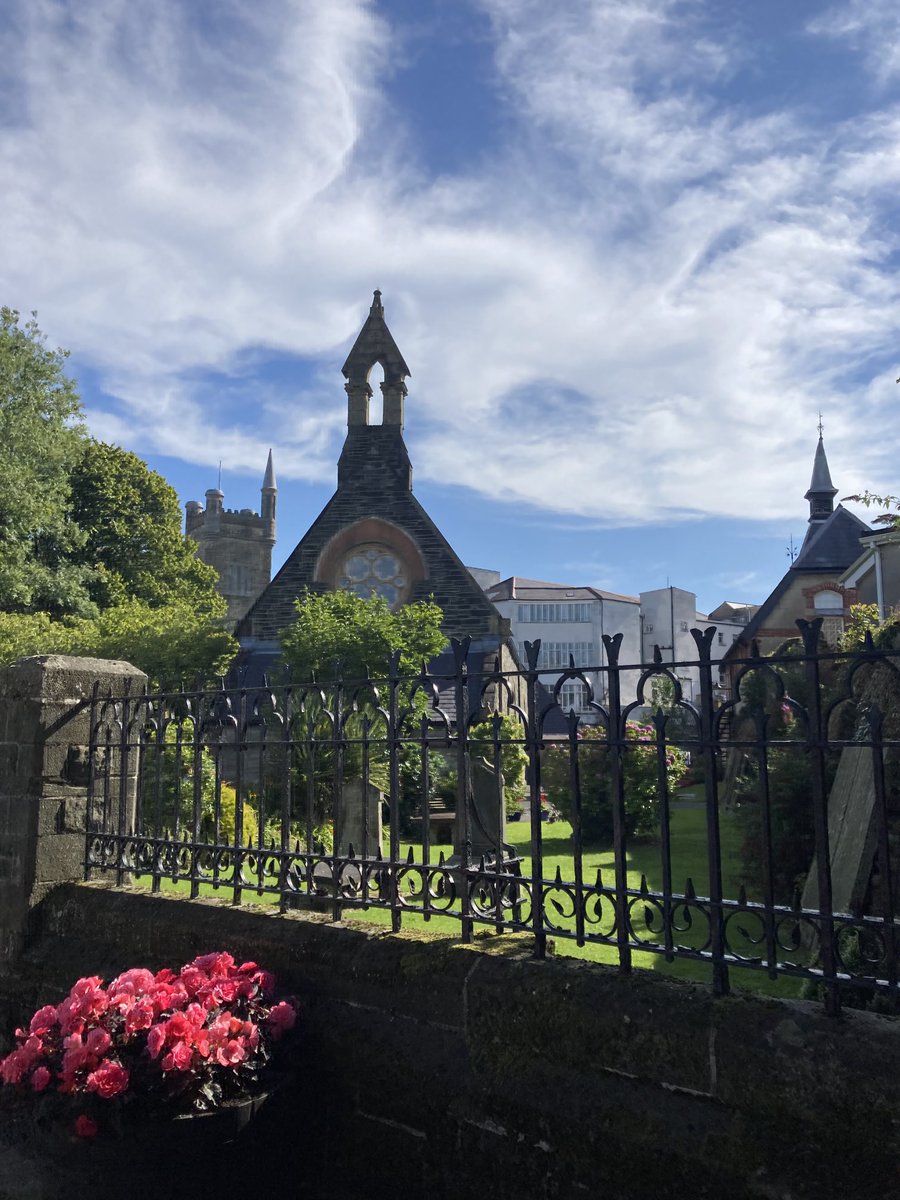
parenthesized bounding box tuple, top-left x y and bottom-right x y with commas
(126, 792, 804, 1000)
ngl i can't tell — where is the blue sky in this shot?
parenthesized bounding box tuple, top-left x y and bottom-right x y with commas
(3, 0, 899, 614)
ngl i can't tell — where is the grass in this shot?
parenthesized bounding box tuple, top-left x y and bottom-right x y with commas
(126, 790, 807, 1001)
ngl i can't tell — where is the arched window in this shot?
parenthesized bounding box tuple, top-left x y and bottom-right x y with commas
(368, 363, 384, 425)
(813, 590, 843, 612)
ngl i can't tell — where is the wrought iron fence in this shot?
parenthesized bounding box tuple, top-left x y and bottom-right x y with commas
(85, 619, 900, 1015)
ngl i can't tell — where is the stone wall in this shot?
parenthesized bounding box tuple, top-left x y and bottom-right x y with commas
(3, 882, 900, 1200)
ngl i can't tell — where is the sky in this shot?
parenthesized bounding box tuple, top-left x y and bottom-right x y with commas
(3, 0, 899, 616)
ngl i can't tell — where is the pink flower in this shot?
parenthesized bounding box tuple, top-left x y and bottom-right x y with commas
(210, 978, 240, 1004)
(251, 970, 275, 997)
(161, 1043, 194, 1072)
(267, 1002, 297, 1039)
(178, 967, 207, 998)
(163, 1012, 194, 1043)
(85, 1028, 112, 1057)
(31, 1067, 51, 1093)
(108, 968, 155, 1001)
(74, 1115, 98, 1138)
(86, 1060, 129, 1099)
(214, 1039, 247, 1068)
(61, 1036, 92, 1078)
(69, 977, 108, 1020)
(189, 951, 235, 978)
(0, 1050, 28, 1085)
(29, 1006, 59, 1037)
(124, 998, 154, 1034)
(146, 1024, 166, 1060)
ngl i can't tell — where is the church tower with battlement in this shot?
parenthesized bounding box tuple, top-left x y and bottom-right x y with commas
(185, 451, 276, 627)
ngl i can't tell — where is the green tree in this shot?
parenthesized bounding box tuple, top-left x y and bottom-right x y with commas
(0, 599, 237, 687)
(0, 308, 94, 615)
(68, 441, 221, 610)
(279, 588, 446, 684)
(278, 590, 446, 828)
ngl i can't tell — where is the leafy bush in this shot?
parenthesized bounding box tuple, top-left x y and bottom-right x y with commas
(542, 722, 688, 842)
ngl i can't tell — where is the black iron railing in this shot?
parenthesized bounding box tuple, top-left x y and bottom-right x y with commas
(85, 620, 900, 1014)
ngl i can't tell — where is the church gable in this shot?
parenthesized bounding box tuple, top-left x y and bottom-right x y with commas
(237, 293, 507, 646)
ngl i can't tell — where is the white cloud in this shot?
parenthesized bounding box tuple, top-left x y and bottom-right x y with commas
(808, 1, 900, 85)
(2, 0, 898, 530)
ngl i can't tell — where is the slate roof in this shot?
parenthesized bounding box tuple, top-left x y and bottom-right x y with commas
(793, 505, 871, 572)
(486, 576, 639, 605)
(723, 504, 870, 657)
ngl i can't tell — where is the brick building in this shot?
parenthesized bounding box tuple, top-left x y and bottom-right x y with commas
(725, 430, 870, 662)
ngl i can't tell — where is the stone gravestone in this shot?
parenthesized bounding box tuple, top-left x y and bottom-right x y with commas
(802, 746, 877, 916)
(338, 778, 384, 858)
(454, 758, 505, 861)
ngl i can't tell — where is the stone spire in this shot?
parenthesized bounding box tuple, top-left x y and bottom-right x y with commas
(804, 425, 838, 524)
(261, 449, 276, 531)
(341, 290, 410, 429)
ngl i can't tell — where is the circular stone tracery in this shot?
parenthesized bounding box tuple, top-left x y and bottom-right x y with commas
(338, 544, 408, 608)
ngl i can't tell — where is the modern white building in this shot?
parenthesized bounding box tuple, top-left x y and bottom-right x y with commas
(470, 573, 757, 717)
(639, 588, 754, 704)
(482, 576, 643, 716)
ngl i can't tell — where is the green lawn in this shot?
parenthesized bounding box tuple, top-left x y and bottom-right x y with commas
(341, 801, 805, 999)
(126, 793, 807, 1000)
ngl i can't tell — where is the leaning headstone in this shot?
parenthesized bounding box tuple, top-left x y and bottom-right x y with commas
(802, 746, 877, 916)
(338, 778, 384, 858)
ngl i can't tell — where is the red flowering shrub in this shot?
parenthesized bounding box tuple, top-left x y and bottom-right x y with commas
(0, 952, 298, 1139)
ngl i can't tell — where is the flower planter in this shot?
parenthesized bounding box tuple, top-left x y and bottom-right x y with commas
(28, 1091, 275, 1199)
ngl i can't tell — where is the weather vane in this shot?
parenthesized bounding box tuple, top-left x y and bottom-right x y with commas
(817, 411, 824, 437)
(786, 534, 798, 563)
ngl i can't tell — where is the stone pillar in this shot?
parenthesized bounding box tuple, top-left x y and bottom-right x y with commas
(0, 655, 146, 966)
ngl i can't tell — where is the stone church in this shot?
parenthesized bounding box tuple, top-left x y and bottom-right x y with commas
(201, 292, 513, 684)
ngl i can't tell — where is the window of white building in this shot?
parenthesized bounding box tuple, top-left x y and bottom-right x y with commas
(518, 602, 592, 623)
(558, 681, 591, 712)
(537, 642, 594, 668)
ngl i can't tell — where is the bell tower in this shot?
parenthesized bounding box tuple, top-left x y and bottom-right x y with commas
(341, 290, 410, 429)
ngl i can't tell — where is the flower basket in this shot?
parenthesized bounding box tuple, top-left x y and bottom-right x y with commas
(0, 952, 299, 1197)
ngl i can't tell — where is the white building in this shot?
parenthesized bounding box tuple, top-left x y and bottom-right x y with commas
(482, 576, 643, 716)
(639, 588, 754, 705)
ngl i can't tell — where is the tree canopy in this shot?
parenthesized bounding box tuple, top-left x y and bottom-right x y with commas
(0, 308, 94, 615)
(0, 311, 236, 683)
(279, 589, 446, 685)
(68, 440, 222, 611)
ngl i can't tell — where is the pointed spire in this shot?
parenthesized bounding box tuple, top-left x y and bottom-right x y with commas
(262, 448, 276, 491)
(804, 424, 837, 524)
(341, 290, 410, 428)
(260, 449, 276, 529)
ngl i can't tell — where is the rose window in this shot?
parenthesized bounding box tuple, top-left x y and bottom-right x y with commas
(338, 545, 408, 608)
